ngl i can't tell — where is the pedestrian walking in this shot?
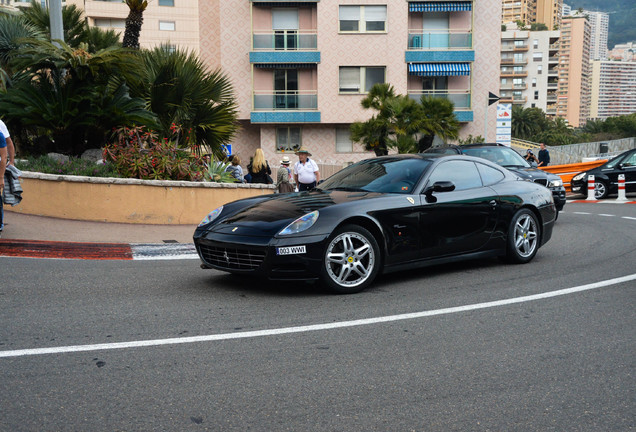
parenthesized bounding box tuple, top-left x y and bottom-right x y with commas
(247, 148, 272, 184)
(0, 119, 15, 166)
(538, 143, 550, 167)
(293, 147, 319, 191)
(0, 132, 7, 232)
(276, 156, 294, 193)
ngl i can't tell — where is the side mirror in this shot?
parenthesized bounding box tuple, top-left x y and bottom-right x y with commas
(424, 181, 455, 195)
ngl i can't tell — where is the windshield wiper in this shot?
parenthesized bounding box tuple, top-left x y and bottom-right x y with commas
(327, 186, 365, 192)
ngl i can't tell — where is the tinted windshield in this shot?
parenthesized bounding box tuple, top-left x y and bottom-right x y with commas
(320, 157, 432, 194)
(462, 146, 531, 168)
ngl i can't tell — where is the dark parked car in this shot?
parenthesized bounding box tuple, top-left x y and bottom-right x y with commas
(194, 154, 556, 294)
(570, 148, 636, 199)
(425, 144, 567, 212)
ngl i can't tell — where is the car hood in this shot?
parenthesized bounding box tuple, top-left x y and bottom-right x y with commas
(505, 166, 558, 183)
(210, 189, 382, 237)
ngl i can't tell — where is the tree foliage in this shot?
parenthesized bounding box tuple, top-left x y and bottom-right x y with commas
(512, 106, 636, 145)
(350, 83, 460, 155)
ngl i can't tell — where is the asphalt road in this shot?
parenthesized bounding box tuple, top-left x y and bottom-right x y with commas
(1, 203, 634, 431)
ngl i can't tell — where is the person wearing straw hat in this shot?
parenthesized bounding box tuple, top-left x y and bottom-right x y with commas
(293, 147, 320, 191)
(276, 156, 294, 193)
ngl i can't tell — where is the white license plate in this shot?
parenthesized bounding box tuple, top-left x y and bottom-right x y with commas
(276, 245, 306, 255)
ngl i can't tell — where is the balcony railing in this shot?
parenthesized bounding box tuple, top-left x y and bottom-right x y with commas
(253, 90, 318, 110)
(408, 31, 472, 50)
(407, 89, 471, 109)
(253, 30, 317, 51)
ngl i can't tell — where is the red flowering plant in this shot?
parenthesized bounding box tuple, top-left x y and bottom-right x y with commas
(103, 125, 206, 181)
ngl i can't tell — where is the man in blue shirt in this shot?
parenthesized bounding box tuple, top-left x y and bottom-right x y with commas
(0, 131, 7, 232)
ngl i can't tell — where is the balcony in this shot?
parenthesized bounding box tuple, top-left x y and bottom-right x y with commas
(407, 89, 471, 110)
(253, 91, 318, 111)
(252, 30, 317, 51)
(407, 31, 472, 50)
(514, 44, 529, 51)
(501, 71, 527, 78)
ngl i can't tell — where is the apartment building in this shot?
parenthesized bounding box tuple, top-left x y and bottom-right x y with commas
(197, 0, 501, 166)
(535, 0, 562, 30)
(590, 60, 636, 119)
(556, 15, 590, 127)
(502, 0, 536, 26)
(500, 30, 560, 116)
(572, 10, 608, 61)
(66, 0, 200, 53)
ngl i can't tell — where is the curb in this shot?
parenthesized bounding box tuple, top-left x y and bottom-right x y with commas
(0, 239, 199, 261)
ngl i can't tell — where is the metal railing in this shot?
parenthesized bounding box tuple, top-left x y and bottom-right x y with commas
(407, 89, 471, 109)
(252, 30, 318, 51)
(408, 31, 472, 49)
(253, 90, 318, 110)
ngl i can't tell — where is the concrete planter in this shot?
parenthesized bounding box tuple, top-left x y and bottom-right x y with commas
(8, 172, 275, 225)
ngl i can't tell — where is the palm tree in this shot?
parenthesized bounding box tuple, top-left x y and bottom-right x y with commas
(0, 13, 44, 86)
(417, 96, 459, 152)
(350, 83, 396, 156)
(21, 1, 87, 47)
(511, 106, 547, 140)
(0, 39, 153, 155)
(123, 0, 148, 49)
(130, 45, 239, 159)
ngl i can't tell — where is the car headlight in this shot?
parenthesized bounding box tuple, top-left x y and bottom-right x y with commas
(278, 210, 319, 236)
(549, 179, 563, 188)
(572, 172, 586, 182)
(198, 205, 223, 227)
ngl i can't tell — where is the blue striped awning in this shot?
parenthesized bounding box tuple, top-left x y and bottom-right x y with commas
(409, 2, 472, 12)
(254, 63, 317, 69)
(408, 63, 471, 76)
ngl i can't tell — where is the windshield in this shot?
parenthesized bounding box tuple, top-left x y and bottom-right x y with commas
(320, 157, 432, 194)
(462, 146, 531, 168)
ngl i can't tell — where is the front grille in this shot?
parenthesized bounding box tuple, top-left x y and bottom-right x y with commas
(534, 178, 548, 187)
(198, 244, 266, 270)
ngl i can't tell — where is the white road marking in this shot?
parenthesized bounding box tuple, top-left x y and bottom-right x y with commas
(598, 214, 615, 217)
(573, 212, 592, 215)
(623, 217, 636, 221)
(1, 274, 635, 359)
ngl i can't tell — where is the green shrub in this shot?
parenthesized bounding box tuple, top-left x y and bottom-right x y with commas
(15, 155, 122, 178)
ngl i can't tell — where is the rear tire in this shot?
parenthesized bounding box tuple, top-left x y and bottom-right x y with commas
(321, 225, 381, 294)
(504, 209, 540, 264)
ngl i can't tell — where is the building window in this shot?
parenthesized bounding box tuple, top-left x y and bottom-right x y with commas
(534, 91, 539, 100)
(537, 65, 543, 74)
(276, 127, 301, 152)
(158, 0, 174, 5)
(336, 128, 353, 153)
(339, 66, 385, 94)
(94, 18, 125, 28)
(532, 78, 537, 87)
(533, 39, 538, 48)
(159, 21, 175, 31)
(339, 5, 387, 33)
(533, 52, 543, 61)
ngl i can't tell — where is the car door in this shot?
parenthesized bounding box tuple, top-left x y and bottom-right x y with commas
(418, 160, 499, 259)
(618, 151, 636, 193)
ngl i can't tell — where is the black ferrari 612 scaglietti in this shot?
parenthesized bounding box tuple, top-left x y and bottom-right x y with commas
(194, 154, 556, 294)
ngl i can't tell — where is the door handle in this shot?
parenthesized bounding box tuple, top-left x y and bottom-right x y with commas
(489, 200, 497, 207)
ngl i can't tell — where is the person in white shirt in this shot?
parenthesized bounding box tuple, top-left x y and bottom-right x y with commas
(0, 119, 15, 166)
(293, 147, 319, 191)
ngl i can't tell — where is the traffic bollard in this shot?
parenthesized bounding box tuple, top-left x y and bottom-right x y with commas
(586, 175, 596, 200)
(616, 174, 627, 202)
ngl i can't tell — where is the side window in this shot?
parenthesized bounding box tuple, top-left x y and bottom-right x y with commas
(622, 153, 636, 167)
(476, 162, 505, 186)
(425, 161, 482, 191)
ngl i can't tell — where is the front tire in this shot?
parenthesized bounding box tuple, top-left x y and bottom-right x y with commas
(594, 180, 609, 199)
(321, 225, 381, 294)
(505, 209, 540, 264)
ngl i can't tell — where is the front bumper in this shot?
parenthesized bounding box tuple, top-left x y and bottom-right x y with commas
(551, 186, 567, 211)
(193, 229, 330, 281)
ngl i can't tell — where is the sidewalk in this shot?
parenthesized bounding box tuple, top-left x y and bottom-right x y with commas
(1, 210, 196, 244)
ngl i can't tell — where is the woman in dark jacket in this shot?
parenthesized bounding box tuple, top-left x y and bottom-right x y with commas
(247, 148, 272, 184)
